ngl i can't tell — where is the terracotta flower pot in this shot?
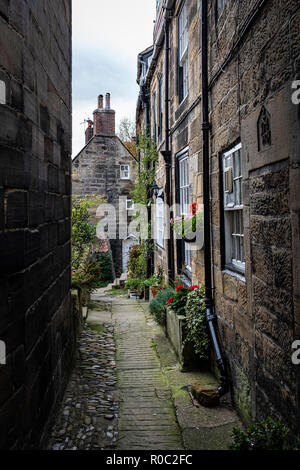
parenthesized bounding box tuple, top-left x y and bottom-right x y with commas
(151, 285, 166, 298)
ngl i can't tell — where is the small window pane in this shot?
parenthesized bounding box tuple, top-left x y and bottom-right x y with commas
(223, 143, 244, 271)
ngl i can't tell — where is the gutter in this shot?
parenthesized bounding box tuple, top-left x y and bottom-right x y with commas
(143, 0, 176, 89)
(201, 0, 229, 398)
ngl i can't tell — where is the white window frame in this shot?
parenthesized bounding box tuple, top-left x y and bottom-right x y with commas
(120, 164, 130, 180)
(178, 148, 191, 272)
(223, 142, 245, 273)
(178, 1, 188, 102)
(156, 197, 165, 248)
(126, 199, 134, 211)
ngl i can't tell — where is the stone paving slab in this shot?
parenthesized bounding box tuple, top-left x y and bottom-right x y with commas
(47, 288, 242, 451)
(113, 299, 183, 451)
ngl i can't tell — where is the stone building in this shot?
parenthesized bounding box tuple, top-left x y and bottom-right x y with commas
(0, 0, 74, 448)
(137, 0, 300, 433)
(72, 94, 138, 276)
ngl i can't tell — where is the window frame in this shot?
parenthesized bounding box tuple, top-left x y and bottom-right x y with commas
(176, 147, 192, 275)
(221, 142, 245, 275)
(155, 196, 165, 249)
(178, 0, 188, 103)
(158, 76, 163, 138)
(126, 198, 135, 211)
(120, 164, 130, 180)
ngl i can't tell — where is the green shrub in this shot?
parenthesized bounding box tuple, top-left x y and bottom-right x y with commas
(184, 286, 210, 361)
(168, 286, 190, 316)
(149, 287, 175, 324)
(229, 417, 300, 450)
(127, 245, 147, 279)
(125, 278, 144, 292)
(72, 258, 101, 293)
(95, 252, 113, 284)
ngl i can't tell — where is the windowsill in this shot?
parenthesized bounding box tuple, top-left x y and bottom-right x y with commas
(223, 266, 246, 283)
(178, 94, 188, 108)
(175, 95, 189, 120)
(156, 242, 165, 250)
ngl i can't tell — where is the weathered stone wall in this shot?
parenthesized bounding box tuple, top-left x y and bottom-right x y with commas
(72, 136, 137, 275)
(206, 0, 300, 430)
(146, 0, 300, 433)
(151, 0, 202, 280)
(0, 0, 73, 449)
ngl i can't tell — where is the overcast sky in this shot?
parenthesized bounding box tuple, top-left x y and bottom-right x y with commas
(72, 0, 156, 157)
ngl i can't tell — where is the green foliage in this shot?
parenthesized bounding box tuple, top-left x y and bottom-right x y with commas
(132, 134, 158, 206)
(229, 417, 300, 451)
(72, 198, 97, 268)
(143, 267, 165, 288)
(184, 286, 210, 360)
(127, 244, 147, 279)
(125, 278, 144, 292)
(149, 288, 175, 324)
(92, 252, 113, 285)
(72, 196, 106, 292)
(169, 287, 190, 316)
(143, 276, 157, 287)
(72, 258, 101, 292)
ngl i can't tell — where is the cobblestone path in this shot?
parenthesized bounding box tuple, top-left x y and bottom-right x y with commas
(47, 289, 241, 450)
(113, 299, 183, 450)
(48, 321, 119, 450)
(48, 292, 183, 450)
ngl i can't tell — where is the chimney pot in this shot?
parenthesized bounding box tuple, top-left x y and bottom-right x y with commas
(98, 95, 103, 109)
(106, 93, 111, 110)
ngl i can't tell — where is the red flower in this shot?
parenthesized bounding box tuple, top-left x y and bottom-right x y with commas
(167, 297, 174, 304)
(176, 285, 183, 292)
(189, 285, 199, 290)
(190, 202, 198, 215)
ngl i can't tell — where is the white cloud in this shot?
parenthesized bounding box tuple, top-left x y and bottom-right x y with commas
(72, 0, 156, 157)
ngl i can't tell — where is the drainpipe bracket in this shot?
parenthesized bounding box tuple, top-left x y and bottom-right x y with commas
(201, 121, 211, 131)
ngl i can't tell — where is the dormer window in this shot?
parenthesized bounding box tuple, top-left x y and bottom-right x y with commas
(120, 165, 130, 180)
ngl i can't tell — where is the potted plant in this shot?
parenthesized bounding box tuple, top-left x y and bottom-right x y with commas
(150, 266, 166, 298)
(125, 278, 144, 299)
(143, 276, 157, 301)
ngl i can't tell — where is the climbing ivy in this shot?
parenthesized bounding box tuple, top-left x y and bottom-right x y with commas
(132, 133, 158, 205)
(184, 286, 211, 361)
(130, 134, 158, 277)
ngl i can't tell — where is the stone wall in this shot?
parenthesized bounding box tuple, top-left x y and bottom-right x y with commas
(0, 0, 73, 449)
(206, 0, 300, 430)
(151, 0, 202, 280)
(72, 136, 137, 276)
(145, 0, 300, 433)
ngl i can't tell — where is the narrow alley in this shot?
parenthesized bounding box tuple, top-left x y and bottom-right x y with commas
(48, 288, 241, 451)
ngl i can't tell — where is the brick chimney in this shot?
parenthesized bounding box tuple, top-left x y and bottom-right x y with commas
(93, 93, 115, 136)
(85, 119, 94, 144)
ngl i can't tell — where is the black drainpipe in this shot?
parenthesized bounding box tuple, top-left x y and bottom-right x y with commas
(201, 0, 229, 397)
(162, 6, 174, 282)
